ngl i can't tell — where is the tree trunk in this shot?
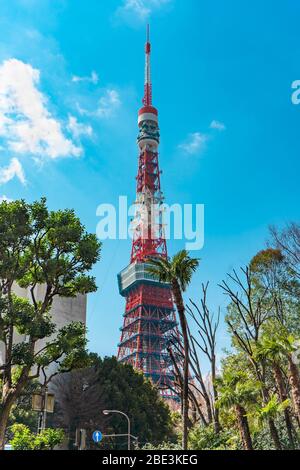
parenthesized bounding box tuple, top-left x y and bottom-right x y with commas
(235, 404, 253, 450)
(0, 362, 32, 450)
(0, 407, 11, 450)
(188, 387, 208, 427)
(273, 362, 295, 449)
(200, 384, 213, 425)
(260, 385, 282, 450)
(288, 355, 300, 423)
(211, 354, 221, 433)
(268, 418, 282, 450)
(0, 392, 16, 450)
(191, 360, 213, 424)
(172, 280, 189, 450)
(188, 330, 214, 425)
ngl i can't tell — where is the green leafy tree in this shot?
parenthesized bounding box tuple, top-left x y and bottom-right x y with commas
(141, 442, 182, 450)
(147, 250, 199, 450)
(255, 327, 297, 448)
(216, 367, 259, 450)
(252, 414, 300, 450)
(250, 248, 300, 425)
(10, 424, 64, 450)
(0, 198, 101, 449)
(52, 356, 174, 449)
(7, 377, 40, 434)
(252, 395, 290, 427)
(34, 428, 65, 450)
(270, 223, 300, 280)
(221, 267, 284, 449)
(188, 424, 237, 450)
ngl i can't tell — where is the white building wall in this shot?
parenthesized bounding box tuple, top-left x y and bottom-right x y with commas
(0, 284, 86, 379)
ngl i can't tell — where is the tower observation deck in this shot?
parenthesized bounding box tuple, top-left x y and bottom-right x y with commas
(117, 26, 179, 398)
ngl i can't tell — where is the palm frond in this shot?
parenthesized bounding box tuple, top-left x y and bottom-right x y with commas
(146, 256, 172, 283)
(146, 250, 199, 291)
(172, 250, 200, 291)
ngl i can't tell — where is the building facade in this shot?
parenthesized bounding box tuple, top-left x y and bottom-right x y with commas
(0, 285, 86, 379)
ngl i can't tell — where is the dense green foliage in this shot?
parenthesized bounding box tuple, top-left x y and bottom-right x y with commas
(52, 356, 174, 449)
(159, 225, 300, 450)
(7, 379, 39, 433)
(210, 230, 300, 450)
(10, 424, 64, 450)
(188, 424, 237, 450)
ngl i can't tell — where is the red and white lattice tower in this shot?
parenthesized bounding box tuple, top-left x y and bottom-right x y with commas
(117, 26, 178, 398)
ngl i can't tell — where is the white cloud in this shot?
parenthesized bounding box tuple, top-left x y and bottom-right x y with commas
(72, 71, 99, 85)
(179, 132, 208, 155)
(76, 89, 121, 119)
(0, 58, 82, 160)
(210, 120, 226, 131)
(0, 195, 13, 202)
(122, 0, 150, 19)
(67, 116, 93, 139)
(0, 157, 26, 185)
(117, 0, 171, 21)
(97, 89, 121, 118)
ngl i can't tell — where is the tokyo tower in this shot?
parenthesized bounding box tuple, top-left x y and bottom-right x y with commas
(117, 26, 178, 397)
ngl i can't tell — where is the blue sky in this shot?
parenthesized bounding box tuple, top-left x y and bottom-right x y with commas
(0, 0, 299, 368)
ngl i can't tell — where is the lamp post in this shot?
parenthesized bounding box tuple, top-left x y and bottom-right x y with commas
(103, 410, 131, 450)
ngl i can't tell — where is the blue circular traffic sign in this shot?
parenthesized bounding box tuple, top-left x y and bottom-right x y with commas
(92, 430, 103, 443)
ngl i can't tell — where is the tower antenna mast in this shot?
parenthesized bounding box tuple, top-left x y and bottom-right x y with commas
(117, 26, 179, 402)
(143, 24, 152, 106)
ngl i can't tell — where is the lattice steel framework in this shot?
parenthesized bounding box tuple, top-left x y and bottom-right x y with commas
(117, 26, 179, 398)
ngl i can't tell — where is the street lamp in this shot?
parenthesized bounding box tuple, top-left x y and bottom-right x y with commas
(103, 410, 131, 450)
(32, 387, 55, 433)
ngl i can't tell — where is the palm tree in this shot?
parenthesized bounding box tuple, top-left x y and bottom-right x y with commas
(252, 395, 290, 449)
(288, 352, 300, 424)
(216, 370, 259, 450)
(255, 333, 296, 448)
(260, 324, 300, 425)
(147, 250, 199, 450)
(249, 248, 300, 426)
